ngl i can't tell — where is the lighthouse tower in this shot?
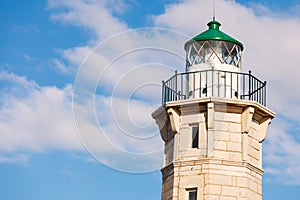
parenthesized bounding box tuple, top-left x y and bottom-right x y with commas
(152, 19, 275, 200)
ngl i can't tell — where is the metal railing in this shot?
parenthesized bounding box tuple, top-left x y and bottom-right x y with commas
(162, 70, 267, 106)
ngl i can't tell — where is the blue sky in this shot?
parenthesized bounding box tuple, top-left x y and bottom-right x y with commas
(1, 0, 300, 199)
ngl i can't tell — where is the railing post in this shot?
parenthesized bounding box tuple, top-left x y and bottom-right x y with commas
(206, 71, 208, 97)
(248, 70, 252, 100)
(237, 72, 239, 99)
(175, 70, 178, 101)
(230, 72, 233, 98)
(217, 70, 220, 97)
(224, 71, 227, 97)
(162, 80, 165, 104)
(212, 68, 214, 97)
(264, 81, 267, 106)
(200, 71, 202, 98)
(242, 73, 245, 99)
(193, 72, 195, 98)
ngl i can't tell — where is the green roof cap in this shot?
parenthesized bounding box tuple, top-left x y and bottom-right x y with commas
(184, 19, 244, 51)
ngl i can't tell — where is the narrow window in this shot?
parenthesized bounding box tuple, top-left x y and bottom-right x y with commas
(192, 126, 199, 148)
(187, 188, 197, 200)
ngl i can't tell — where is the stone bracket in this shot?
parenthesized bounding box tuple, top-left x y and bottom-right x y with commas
(258, 118, 272, 143)
(241, 106, 254, 133)
(152, 106, 168, 142)
(167, 107, 180, 134)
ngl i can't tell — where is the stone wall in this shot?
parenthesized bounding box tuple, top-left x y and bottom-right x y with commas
(152, 98, 274, 200)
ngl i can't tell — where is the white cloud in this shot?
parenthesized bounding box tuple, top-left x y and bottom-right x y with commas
(0, 70, 165, 172)
(0, 71, 81, 152)
(0, 154, 28, 165)
(49, 58, 70, 74)
(48, 0, 128, 40)
(24, 54, 33, 61)
(264, 118, 300, 185)
(47, 0, 131, 75)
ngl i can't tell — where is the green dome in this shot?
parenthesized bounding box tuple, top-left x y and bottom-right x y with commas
(184, 19, 244, 51)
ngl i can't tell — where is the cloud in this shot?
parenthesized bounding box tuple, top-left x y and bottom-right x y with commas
(0, 71, 129, 156)
(0, 71, 81, 153)
(48, 0, 128, 40)
(47, 0, 132, 75)
(0, 153, 28, 165)
(264, 118, 300, 185)
(49, 58, 70, 74)
(0, 69, 166, 172)
(24, 54, 33, 61)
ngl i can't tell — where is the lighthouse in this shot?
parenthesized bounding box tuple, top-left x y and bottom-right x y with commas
(152, 19, 275, 200)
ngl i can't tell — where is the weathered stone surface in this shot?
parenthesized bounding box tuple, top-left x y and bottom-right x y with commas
(152, 98, 275, 200)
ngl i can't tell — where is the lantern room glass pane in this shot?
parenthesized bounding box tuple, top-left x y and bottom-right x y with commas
(186, 40, 242, 69)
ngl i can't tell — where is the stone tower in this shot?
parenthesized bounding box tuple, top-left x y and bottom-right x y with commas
(152, 19, 275, 200)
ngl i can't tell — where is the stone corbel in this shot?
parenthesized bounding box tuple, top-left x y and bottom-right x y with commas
(167, 107, 180, 134)
(241, 106, 254, 133)
(258, 117, 272, 143)
(152, 106, 168, 142)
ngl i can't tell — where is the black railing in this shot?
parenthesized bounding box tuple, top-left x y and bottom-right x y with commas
(162, 70, 267, 106)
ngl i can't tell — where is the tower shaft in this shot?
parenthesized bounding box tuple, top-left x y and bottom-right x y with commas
(153, 98, 274, 200)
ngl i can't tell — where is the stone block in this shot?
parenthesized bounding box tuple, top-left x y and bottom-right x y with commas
(249, 180, 258, 193)
(180, 129, 191, 151)
(250, 171, 262, 181)
(258, 184, 262, 195)
(249, 136, 260, 150)
(248, 146, 260, 159)
(215, 121, 230, 132)
(219, 196, 237, 200)
(214, 112, 240, 123)
(213, 150, 230, 160)
(230, 133, 241, 143)
(221, 186, 239, 196)
(205, 194, 220, 200)
(237, 177, 248, 187)
(179, 175, 203, 189)
(204, 184, 221, 195)
(214, 141, 227, 151)
(232, 177, 237, 186)
(238, 188, 246, 197)
(214, 131, 230, 142)
(178, 165, 201, 176)
(229, 152, 242, 161)
(229, 122, 241, 133)
(206, 174, 232, 186)
(227, 142, 242, 152)
(249, 190, 261, 200)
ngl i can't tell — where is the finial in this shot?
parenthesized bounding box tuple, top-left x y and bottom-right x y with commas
(213, 0, 216, 21)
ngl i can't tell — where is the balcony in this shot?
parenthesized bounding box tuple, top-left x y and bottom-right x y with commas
(162, 70, 267, 106)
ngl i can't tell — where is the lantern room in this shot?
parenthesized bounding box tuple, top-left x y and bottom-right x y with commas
(184, 19, 243, 72)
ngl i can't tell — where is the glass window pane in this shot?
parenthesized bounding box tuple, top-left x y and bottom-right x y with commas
(189, 190, 197, 200)
(192, 126, 199, 148)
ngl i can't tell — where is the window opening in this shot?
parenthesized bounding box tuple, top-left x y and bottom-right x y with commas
(187, 188, 197, 200)
(192, 126, 199, 148)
